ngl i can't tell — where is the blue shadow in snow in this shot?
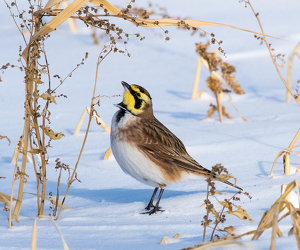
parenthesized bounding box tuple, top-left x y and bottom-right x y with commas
(167, 90, 191, 100)
(155, 110, 205, 121)
(257, 160, 272, 177)
(45, 181, 201, 204)
(0, 156, 13, 164)
(69, 188, 200, 204)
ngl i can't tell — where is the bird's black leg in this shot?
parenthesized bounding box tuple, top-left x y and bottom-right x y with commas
(145, 187, 159, 210)
(146, 188, 165, 215)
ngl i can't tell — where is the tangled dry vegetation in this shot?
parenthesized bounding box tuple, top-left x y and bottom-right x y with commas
(195, 42, 245, 121)
(1, 0, 300, 249)
(200, 164, 253, 242)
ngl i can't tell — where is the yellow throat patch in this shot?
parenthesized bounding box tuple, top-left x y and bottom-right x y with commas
(122, 85, 150, 115)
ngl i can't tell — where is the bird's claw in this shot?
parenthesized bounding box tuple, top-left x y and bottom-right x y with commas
(141, 206, 164, 215)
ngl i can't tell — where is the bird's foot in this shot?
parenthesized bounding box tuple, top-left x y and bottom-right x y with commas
(144, 203, 155, 211)
(141, 206, 164, 215)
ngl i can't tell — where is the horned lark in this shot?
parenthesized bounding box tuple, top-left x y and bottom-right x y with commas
(110, 81, 242, 215)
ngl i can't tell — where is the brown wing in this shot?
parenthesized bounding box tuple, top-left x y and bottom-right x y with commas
(130, 117, 213, 181)
(128, 116, 242, 190)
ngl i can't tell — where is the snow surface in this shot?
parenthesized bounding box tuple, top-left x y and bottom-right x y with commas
(1, 0, 300, 249)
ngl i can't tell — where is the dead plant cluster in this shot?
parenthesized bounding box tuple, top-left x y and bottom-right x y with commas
(0, 0, 93, 226)
(196, 42, 244, 96)
(201, 164, 252, 242)
(186, 179, 300, 250)
(195, 42, 245, 120)
(241, 0, 300, 106)
(88, 1, 225, 48)
(39, 4, 143, 56)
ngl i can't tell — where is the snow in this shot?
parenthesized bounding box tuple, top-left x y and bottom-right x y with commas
(1, 0, 300, 249)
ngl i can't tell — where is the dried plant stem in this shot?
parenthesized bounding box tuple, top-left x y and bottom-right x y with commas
(29, 19, 47, 216)
(247, 1, 300, 106)
(39, 117, 47, 214)
(31, 76, 41, 214)
(286, 41, 300, 102)
(202, 183, 210, 242)
(12, 14, 47, 220)
(270, 129, 300, 176)
(191, 57, 203, 100)
(30, 106, 47, 216)
(3, 1, 28, 46)
(284, 129, 300, 175)
(210, 205, 226, 241)
(9, 154, 19, 228)
(104, 147, 112, 160)
(56, 48, 112, 220)
(215, 91, 223, 122)
(30, 138, 40, 213)
(53, 168, 62, 216)
(31, 215, 69, 250)
(12, 95, 31, 222)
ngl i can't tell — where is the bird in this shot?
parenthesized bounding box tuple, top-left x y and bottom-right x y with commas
(110, 81, 242, 215)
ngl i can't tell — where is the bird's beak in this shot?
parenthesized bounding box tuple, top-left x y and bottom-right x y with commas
(121, 81, 131, 92)
(113, 102, 127, 110)
(113, 81, 131, 110)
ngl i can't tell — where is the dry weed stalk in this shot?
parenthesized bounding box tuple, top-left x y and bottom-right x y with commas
(195, 42, 245, 122)
(240, 0, 300, 106)
(0, 135, 11, 145)
(286, 41, 300, 102)
(252, 180, 300, 249)
(31, 215, 69, 250)
(51, 158, 72, 217)
(2, 0, 88, 224)
(55, 46, 112, 220)
(34, 0, 277, 56)
(201, 164, 252, 243)
(270, 129, 300, 177)
(187, 179, 300, 250)
(73, 106, 112, 135)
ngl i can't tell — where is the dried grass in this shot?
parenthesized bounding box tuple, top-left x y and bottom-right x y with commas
(200, 164, 252, 243)
(73, 107, 111, 135)
(31, 215, 69, 250)
(0, 135, 11, 145)
(194, 43, 245, 122)
(241, 0, 300, 106)
(286, 41, 300, 102)
(183, 239, 249, 250)
(270, 129, 300, 177)
(252, 180, 300, 249)
(187, 179, 300, 250)
(56, 47, 112, 220)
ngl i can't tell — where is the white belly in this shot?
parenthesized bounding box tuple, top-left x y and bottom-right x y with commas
(111, 139, 172, 187)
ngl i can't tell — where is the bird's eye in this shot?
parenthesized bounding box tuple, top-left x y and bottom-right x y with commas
(136, 92, 141, 97)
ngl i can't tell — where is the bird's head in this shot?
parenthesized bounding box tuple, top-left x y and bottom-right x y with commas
(115, 81, 152, 116)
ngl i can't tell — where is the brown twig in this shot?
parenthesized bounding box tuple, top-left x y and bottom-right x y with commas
(246, 1, 300, 105)
(210, 202, 226, 241)
(202, 183, 210, 242)
(56, 47, 113, 220)
(9, 149, 19, 228)
(30, 137, 40, 214)
(3, 0, 28, 46)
